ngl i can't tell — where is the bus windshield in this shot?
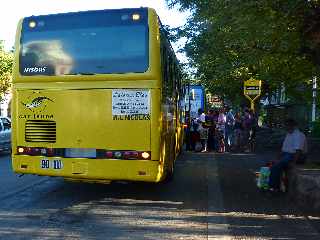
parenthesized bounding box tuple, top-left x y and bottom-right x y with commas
(19, 9, 149, 76)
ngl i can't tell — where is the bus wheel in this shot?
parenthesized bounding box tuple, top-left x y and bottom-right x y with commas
(164, 160, 175, 183)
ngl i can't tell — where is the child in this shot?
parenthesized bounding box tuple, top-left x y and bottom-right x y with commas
(199, 124, 209, 152)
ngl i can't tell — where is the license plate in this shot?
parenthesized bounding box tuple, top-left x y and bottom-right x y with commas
(41, 159, 63, 170)
(65, 148, 96, 158)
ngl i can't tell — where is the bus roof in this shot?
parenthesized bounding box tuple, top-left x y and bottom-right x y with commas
(24, 7, 152, 19)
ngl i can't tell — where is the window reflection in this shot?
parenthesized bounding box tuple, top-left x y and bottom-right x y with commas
(21, 40, 73, 75)
(20, 21, 149, 75)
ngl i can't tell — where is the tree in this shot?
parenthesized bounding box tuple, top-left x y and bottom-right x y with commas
(166, 0, 319, 105)
(0, 40, 13, 102)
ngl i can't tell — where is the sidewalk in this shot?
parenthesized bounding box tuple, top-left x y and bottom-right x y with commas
(255, 127, 320, 213)
(206, 152, 231, 239)
(205, 150, 320, 239)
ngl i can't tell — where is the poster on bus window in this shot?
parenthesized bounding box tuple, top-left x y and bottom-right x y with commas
(189, 87, 204, 119)
(112, 89, 150, 117)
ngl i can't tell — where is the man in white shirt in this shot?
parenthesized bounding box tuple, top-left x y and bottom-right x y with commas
(269, 119, 307, 190)
(196, 108, 208, 152)
(197, 108, 206, 123)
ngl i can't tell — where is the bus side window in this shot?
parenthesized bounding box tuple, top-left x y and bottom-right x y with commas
(174, 62, 180, 101)
(161, 44, 167, 100)
(168, 54, 174, 100)
(160, 28, 180, 104)
(161, 42, 171, 102)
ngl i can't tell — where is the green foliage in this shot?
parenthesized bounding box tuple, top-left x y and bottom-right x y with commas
(0, 40, 13, 102)
(166, 0, 319, 105)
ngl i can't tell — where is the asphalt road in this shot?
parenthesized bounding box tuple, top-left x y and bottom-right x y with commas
(0, 152, 51, 202)
(0, 151, 319, 240)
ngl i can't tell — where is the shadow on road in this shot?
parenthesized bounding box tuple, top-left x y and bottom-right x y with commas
(0, 152, 210, 240)
(1, 150, 320, 239)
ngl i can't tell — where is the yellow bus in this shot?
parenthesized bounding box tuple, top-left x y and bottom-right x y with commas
(11, 8, 184, 183)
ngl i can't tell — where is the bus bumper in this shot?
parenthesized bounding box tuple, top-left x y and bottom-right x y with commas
(12, 156, 161, 183)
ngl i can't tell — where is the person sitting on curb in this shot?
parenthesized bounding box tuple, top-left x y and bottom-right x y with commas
(268, 118, 307, 191)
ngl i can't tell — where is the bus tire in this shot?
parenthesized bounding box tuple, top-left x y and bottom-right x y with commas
(163, 160, 175, 183)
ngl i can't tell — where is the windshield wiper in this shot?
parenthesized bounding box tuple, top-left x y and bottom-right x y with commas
(64, 72, 96, 76)
(78, 72, 95, 75)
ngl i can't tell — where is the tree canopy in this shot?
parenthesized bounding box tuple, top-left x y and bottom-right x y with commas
(166, 0, 320, 105)
(0, 40, 13, 102)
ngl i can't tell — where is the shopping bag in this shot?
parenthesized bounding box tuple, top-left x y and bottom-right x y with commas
(257, 167, 270, 190)
(195, 141, 202, 152)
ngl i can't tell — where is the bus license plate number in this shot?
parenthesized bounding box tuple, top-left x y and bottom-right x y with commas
(41, 159, 63, 170)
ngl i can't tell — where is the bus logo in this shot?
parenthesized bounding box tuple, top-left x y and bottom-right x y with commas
(22, 96, 54, 112)
(24, 66, 47, 73)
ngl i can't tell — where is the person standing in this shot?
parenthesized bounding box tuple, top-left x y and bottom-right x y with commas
(242, 108, 253, 152)
(197, 108, 208, 152)
(205, 109, 216, 152)
(217, 108, 226, 153)
(233, 112, 243, 152)
(212, 110, 220, 151)
(189, 118, 197, 151)
(225, 106, 235, 152)
(248, 109, 258, 152)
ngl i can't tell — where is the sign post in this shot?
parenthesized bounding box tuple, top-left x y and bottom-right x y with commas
(244, 79, 262, 110)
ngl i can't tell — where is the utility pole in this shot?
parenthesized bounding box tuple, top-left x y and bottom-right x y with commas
(312, 76, 317, 122)
(186, 82, 191, 151)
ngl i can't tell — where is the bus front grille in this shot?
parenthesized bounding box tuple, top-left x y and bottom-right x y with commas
(25, 120, 56, 143)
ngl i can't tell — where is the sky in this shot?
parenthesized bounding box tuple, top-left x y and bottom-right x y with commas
(0, 0, 189, 61)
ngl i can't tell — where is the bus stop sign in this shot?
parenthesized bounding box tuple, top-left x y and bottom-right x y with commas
(244, 80, 261, 99)
(244, 79, 262, 110)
